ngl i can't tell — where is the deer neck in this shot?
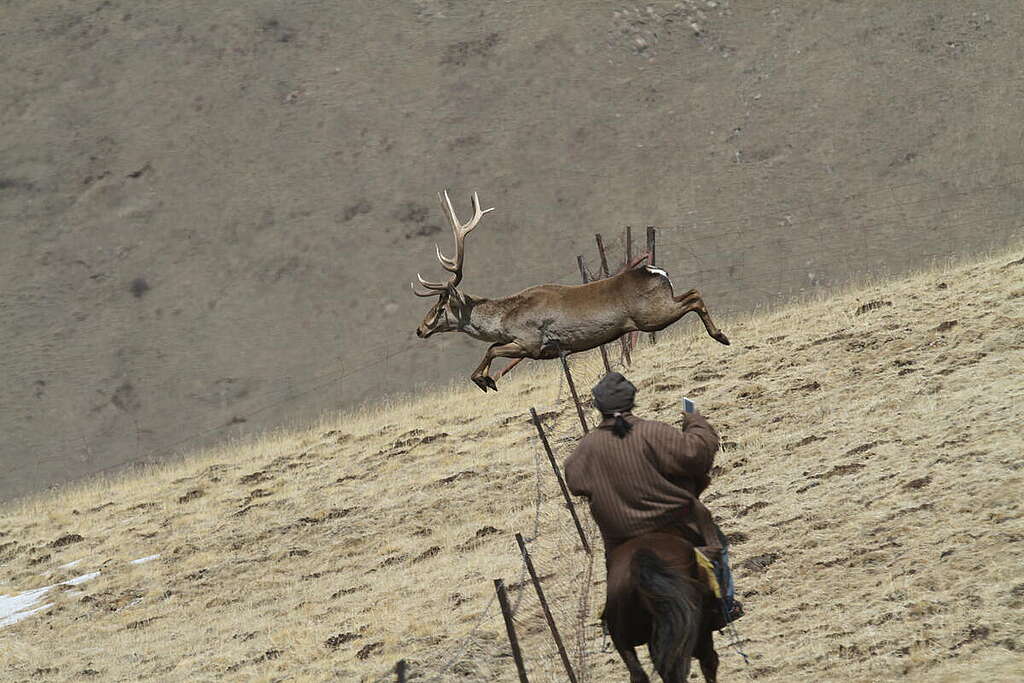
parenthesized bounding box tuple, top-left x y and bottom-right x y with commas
(456, 293, 510, 343)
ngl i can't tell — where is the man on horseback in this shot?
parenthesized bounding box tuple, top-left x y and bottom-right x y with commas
(564, 372, 742, 632)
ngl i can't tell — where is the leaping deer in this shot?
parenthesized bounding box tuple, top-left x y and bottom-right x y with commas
(413, 190, 731, 392)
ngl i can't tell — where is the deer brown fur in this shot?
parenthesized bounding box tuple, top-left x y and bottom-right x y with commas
(413, 190, 730, 391)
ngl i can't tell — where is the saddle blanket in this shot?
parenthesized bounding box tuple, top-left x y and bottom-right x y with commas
(694, 548, 722, 598)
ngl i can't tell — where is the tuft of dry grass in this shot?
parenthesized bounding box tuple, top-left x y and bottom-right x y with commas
(2, 245, 1023, 681)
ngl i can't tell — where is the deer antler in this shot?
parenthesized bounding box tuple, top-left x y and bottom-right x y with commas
(436, 190, 493, 285)
(411, 189, 494, 296)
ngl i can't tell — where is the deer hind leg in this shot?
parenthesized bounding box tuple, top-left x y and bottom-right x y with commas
(672, 289, 730, 346)
(471, 342, 527, 392)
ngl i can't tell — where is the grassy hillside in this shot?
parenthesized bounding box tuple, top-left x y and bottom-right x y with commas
(2, 246, 1023, 681)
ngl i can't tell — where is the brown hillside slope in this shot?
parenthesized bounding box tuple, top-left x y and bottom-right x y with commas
(5, 0, 1024, 499)
(2, 247, 1023, 681)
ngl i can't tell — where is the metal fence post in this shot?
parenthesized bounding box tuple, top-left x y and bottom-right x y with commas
(494, 579, 530, 683)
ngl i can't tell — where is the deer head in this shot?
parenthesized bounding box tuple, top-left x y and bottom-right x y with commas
(412, 189, 494, 338)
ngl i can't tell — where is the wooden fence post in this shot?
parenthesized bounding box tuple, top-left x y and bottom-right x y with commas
(515, 533, 578, 683)
(596, 233, 632, 367)
(647, 226, 657, 345)
(529, 408, 591, 555)
(494, 579, 530, 683)
(595, 233, 610, 278)
(625, 226, 639, 353)
(577, 255, 612, 374)
(559, 351, 589, 435)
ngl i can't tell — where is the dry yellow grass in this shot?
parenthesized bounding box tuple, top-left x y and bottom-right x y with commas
(2, 246, 1023, 682)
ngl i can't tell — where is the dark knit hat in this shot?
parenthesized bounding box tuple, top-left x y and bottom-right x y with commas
(591, 372, 636, 415)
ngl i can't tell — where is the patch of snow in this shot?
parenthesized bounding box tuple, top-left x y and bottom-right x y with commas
(130, 554, 160, 565)
(44, 558, 82, 576)
(0, 571, 100, 629)
(65, 572, 100, 586)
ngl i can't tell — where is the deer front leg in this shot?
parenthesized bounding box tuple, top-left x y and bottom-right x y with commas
(674, 289, 730, 346)
(471, 342, 527, 392)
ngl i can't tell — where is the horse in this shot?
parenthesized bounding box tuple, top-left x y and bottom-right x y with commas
(604, 531, 719, 682)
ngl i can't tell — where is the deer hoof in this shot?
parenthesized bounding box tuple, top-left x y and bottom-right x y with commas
(472, 377, 489, 392)
(714, 331, 731, 346)
(484, 377, 498, 391)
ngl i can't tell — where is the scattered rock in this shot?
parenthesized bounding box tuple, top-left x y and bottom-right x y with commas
(253, 649, 282, 664)
(178, 489, 204, 504)
(297, 508, 354, 525)
(845, 441, 884, 456)
(855, 300, 892, 315)
(738, 553, 778, 572)
(693, 371, 724, 382)
(738, 501, 770, 517)
(725, 531, 749, 544)
(441, 32, 501, 66)
(239, 470, 271, 485)
(356, 642, 384, 659)
(129, 277, 150, 298)
(820, 463, 865, 480)
(413, 546, 441, 563)
(934, 320, 958, 332)
(811, 331, 853, 346)
(325, 632, 360, 649)
(791, 435, 825, 448)
(437, 470, 478, 486)
(51, 534, 83, 548)
(902, 475, 932, 490)
(125, 617, 160, 630)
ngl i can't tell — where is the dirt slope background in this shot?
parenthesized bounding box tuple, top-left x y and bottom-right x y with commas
(2, 1, 1023, 499)
(1, 247, 1021, 681)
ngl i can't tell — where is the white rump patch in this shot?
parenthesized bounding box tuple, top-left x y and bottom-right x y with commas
(644, 265, 673, 287)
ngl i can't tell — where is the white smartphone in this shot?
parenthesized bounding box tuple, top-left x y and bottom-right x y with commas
(682, 397, 696, 414)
